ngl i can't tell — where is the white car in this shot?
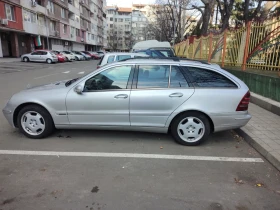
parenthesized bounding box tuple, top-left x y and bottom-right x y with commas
(60, 52, 75, 62)
(62, 51, 84, 61)
(97, 52, 149, 68)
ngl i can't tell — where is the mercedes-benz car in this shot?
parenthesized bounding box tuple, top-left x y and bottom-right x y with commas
(3, 58, 251, 146)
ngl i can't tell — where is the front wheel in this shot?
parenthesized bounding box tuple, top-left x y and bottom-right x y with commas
(23, 57, 29, 62)
(17, 105, 55, 139)
(170, 112, 210, 146)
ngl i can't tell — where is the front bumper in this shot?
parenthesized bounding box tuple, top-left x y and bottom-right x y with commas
(2, 107, 14, 127)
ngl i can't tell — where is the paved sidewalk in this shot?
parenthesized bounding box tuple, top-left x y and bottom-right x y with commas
(238, 103, 280, 171)
(0, 58, 20, 63)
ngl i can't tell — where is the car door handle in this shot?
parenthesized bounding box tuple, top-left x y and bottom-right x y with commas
(114, 94, 128, 99)
(169, 93, 183, 97)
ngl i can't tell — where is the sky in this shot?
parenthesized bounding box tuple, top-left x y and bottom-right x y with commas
(106, 0, 155, 7)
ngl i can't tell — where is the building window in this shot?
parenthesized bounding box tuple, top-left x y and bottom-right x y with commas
(50, 21, 55, 31)
(75, 15, 80, 22)
(63, 24, 67, 34)
(91, 34, 94, 40)
(81, 31, 85, 38)
(125, 18, 130, 22)
(110, 17, 113, 21)
(38, 15, 45, 26)
(71, 26, 75, 35)
(48, 1, 54, 13)
(118, 18, 123, 22)
(61, 8, 66, 18)
(125, 25, 129, 30)
(5, 4, 15, 21)
(76, 28, 80, 37)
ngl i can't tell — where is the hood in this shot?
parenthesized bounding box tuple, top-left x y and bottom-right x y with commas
(24, 80, 68, 92)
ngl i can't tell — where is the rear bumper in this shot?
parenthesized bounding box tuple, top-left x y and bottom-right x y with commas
(211, 112, 252, 132)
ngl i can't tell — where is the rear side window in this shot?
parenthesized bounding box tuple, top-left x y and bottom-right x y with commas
(116, 55, 131, 61)
(185, 67, 237, 88)
(107, 55, 115, 63)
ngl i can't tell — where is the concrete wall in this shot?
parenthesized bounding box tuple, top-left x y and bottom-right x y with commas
(72, 42, 84, 51)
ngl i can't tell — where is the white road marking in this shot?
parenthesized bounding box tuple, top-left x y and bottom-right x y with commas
(0, 150, 264, 162)
(34, 73, 58, 79)
(78, 71, 85, 74)
(62, 71, 70, 73)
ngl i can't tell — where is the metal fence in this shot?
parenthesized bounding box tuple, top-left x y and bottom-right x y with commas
(174, 18, 280, 71)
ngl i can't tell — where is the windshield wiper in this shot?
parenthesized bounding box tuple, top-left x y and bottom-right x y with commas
(65, 78, 79, 87)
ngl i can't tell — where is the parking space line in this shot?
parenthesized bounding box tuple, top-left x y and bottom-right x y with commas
(62, 71, 70, 73)
(78, 71, 85, 74)
(34, 73, 59, 79)
(0, 150, 264, 162)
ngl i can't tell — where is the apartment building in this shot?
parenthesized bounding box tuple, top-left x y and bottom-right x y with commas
(106, 4, 155, 51)
(0, 0, 107, 57)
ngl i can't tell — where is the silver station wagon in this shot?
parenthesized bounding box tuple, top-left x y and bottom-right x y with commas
(3, 58, 251, 146)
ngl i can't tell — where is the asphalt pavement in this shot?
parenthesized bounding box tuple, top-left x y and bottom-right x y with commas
(0, 60, 279, 210)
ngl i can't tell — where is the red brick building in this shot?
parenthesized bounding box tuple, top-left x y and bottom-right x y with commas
(0, 0, 24, 57)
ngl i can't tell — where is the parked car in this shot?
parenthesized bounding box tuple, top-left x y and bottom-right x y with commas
(96, 51, 105, 57)
(50, 51, 66, 62)
(132, 40, 176, 57)
(97, 52, 149, 68)
(72, 51, 90, 60)
(3, 58, 251, 146)
(21, 50, 58, 64)
(59, 52, 75, 62)
(63, 51, 84, 61)
(82, 51, 100, 60)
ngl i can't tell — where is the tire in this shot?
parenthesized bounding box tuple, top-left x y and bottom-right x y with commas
(46, 58, 52, 64)
(23, 57, 29, 62)
(17, 105, 55, 139)
(66, 57, 69, 62)
(170, 111, 210, 146)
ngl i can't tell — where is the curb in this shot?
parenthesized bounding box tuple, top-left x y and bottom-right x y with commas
(236, 128, 280, 171)
(250, 92, 280, 117)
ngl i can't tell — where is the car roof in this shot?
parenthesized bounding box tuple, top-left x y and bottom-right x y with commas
(105, 52, 148, 56)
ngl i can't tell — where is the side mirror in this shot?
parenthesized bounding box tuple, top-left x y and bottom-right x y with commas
(74, 85, 83, 94)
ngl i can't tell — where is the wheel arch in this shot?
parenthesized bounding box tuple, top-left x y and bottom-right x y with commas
(13, 102, 53, 128)
(168, 110, 215, 133)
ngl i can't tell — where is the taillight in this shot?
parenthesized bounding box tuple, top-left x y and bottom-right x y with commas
(236, 91, 250, 111)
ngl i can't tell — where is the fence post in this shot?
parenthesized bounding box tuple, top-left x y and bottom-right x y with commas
(208, 33, 213, 62)
(221, 29, 227, 68)
(185, 39, 189, 58)
(242, 21, 252, 71)
(200, 39, 202, 59)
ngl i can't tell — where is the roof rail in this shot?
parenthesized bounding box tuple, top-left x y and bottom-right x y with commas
(118, 57, 210, 65)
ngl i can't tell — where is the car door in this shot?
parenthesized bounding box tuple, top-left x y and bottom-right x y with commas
(66, 64, 134, 126)
(29, 52, 40, 61)
(129, 65, 195, 127)
(40, 51, 48, 62)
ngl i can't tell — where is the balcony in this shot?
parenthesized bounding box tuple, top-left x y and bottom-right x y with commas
(20, 0, 47, 15)
(68, 3, 80, 14)
(69, 19, 80, 28)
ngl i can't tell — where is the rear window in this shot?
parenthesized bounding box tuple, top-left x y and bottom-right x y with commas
(183, 66, 237, 88)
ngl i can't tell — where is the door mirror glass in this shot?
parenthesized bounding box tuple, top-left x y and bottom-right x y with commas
(74, 85, 83, 94)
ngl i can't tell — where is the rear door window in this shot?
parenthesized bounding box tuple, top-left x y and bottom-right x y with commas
(183, 66, 237, 88)
(137, 65, 170, 88)
(170, 66, 189, 88)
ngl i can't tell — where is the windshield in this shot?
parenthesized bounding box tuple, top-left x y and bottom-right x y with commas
(152, 49, 175, 57)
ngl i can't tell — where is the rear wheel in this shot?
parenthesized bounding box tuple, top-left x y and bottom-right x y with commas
(46, 58, 52, 64)
(170, 112, 210, 146)
(17, 105, 55, 139)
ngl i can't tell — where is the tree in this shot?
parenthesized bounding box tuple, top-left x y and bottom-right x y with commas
(107, 28, 118, 51)
(216, 0, 235, 31)
(233, 0, 263, 25)
(149, 0, 195, 44)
